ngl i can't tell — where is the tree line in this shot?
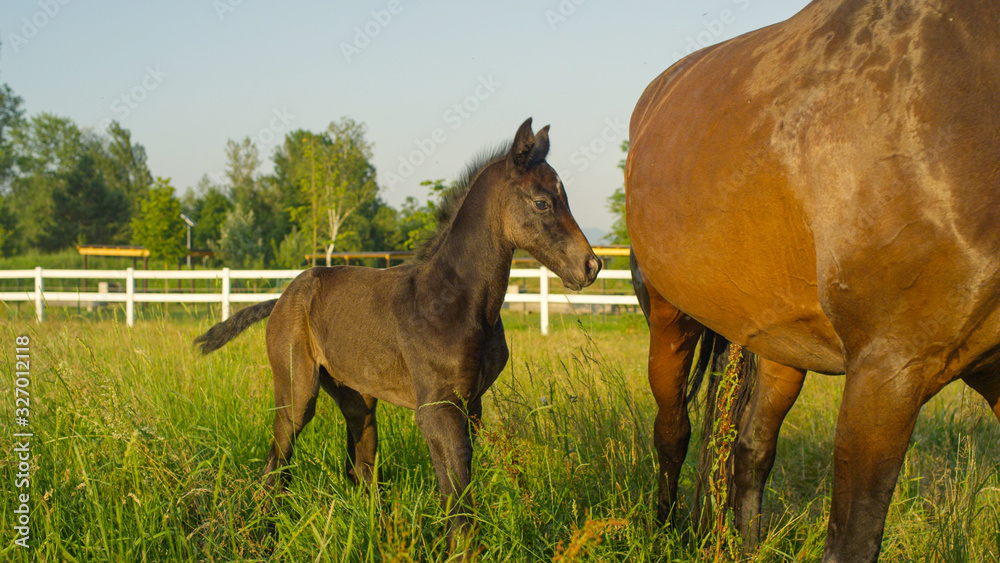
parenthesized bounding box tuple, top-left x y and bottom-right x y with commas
(0, 77, 627, 269)
(0, 82, 453, 269)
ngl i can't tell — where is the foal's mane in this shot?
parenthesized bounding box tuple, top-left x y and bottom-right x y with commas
(412, 142, 511, 262)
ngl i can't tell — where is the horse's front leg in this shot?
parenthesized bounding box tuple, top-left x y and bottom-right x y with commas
(412, 357, 479, 543)
(415, 392, 475, 542)
(823, 357, 943, 562)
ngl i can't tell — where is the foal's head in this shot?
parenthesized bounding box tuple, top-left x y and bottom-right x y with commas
(498, 118, 601, 290)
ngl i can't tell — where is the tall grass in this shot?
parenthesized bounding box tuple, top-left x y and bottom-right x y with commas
(1, 315, 997, 561)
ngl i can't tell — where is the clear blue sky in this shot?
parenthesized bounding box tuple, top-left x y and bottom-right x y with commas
(2, 0, 810, 236)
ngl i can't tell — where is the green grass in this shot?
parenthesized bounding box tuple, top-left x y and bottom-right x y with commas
(1, 314, 997, 561)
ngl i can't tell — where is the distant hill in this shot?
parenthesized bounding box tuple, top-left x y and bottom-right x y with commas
(582, 227, 610, 245)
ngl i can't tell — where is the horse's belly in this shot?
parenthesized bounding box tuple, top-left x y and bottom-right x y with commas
(628, 163, 845, 374)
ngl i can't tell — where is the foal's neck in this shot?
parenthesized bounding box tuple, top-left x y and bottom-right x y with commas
(420, 177, 513, 327)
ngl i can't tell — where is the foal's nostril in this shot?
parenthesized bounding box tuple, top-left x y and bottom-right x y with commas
(585, 257, 601, 280)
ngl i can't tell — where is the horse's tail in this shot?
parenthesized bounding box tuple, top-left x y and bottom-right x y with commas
(630, 247, 724, 405)
(694, 342, 758, 531)
(629, 248, 652, 320)
(687, 329, 730, 406)
(630, 248, 759, 526)
(194, 299, 278, 354)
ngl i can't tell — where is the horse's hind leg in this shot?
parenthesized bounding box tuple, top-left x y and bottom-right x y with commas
(732, 359, 805, 552)
(320, 374, 379, 485)
(645, 291, 704, 523)
(263, 344, 320, 490)
(962, 370, 1000, 424)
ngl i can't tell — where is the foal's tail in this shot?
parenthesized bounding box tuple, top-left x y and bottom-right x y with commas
(194, 299, 278, 354)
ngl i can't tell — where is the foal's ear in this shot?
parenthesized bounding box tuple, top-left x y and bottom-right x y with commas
(511, 118, 550, 172)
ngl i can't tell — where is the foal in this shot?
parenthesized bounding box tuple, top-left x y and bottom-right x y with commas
(195, 118, 600, 539)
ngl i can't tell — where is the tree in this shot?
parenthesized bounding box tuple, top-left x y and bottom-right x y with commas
(278, 129, 323, 260)
(355, 197, 402, 251)
(605, 187, 628, 245)
(225, 137, 260, 209)
(398, 179, 448, 250)
(181, 175, 232, 250)
(0, 81, 24, 186)
(0, 77, 23, 255)
(291, 118, 379, 265)
(0, 201, 14, 257)
(275, 226, 311, 269)
(55, 149, 129, 245)
(224, 137, 291, 266)
(103, 121, 152, 217)
(7, 113, 87, 251)
(210, 204, 264, 269)
(131, 177, 185, 266)
(604, 140, 630, 245)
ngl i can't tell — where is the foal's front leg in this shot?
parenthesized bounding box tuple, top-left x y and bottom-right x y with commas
(415, 385, 476, 542)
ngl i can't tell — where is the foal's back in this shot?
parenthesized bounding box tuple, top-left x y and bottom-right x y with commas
(265, 265, 420, 408)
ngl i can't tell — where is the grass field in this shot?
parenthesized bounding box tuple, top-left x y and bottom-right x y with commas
(1, 312, 998, 561)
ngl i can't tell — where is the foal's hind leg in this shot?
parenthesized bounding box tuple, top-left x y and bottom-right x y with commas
(320, 374, 379, 485)
(645, 291, 704, 523)
(732, 359, 805, 552)
(263, 344, 321, 490)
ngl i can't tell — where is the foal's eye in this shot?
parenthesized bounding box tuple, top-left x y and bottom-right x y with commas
(534, 200, 550, 211)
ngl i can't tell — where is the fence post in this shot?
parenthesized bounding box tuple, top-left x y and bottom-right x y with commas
(539, 265, 549, 336)
(126, 267, 135, 327)
(221, 268, 231, 321)
(34, 266, 43, 323)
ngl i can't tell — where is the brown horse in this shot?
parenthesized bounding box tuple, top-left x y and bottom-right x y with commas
(626, 1, 1000, 561)
(195, 118, 600, 541)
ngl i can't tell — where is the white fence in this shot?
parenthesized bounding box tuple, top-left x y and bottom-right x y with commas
(0, 267, 638, 335)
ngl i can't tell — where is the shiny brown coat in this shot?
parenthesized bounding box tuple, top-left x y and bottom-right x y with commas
(196, 119, 600, 544)
(626, 1, 1000, 560)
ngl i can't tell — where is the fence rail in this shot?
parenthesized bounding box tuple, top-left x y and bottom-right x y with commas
(0, 266, 638, 335)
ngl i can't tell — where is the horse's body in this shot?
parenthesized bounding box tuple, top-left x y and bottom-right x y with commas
(626, 1, 1000, 560)
(196, 119, 600, 541)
